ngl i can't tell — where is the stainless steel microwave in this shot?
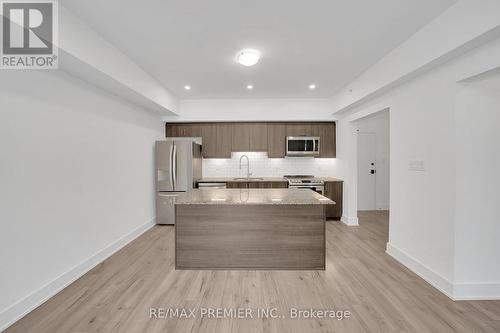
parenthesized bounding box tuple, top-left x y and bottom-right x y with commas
(286, 136, 320, 156)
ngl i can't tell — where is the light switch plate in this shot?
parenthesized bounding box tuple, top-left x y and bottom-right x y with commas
(408, 160, 425, 171)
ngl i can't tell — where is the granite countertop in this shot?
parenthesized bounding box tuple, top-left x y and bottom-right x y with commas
(174, 188, 335, 205)
(197, 177, 288, 183)
(316, 177, 343, 182)
(197, 177, 342, 183)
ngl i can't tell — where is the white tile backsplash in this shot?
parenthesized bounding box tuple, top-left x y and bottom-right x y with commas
(203, 152, 338, 177)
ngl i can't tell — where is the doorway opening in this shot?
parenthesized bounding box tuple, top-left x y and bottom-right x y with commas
(355, 110, 390, 230)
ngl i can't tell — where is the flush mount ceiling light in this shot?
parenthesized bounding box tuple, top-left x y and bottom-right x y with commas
(247, 84, 254, 90)
(184, 85, 191, 90)
(309, 84, 316, 90)
(236, 49, 261, 67)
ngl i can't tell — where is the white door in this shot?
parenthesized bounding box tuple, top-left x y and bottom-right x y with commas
(358, 133, 376, 210)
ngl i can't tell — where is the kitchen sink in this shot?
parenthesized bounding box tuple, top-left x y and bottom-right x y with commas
(232, 177, 265, 181)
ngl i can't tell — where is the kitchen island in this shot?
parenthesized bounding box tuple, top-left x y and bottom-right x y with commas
(174, 188, 334, 270)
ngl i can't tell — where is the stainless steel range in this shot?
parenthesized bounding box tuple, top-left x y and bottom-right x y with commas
(284, 175, 324, 195)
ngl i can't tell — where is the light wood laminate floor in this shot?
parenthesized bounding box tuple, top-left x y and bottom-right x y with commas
(5, 211, 500, 332)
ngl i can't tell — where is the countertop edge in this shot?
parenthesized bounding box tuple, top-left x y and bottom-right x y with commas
(173, 188, 336, 205)
(196, 177, 343, 183)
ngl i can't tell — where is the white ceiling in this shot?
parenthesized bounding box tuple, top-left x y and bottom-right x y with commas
(61, 0, 455, 99)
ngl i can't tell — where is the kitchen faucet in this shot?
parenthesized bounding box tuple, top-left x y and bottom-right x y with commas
(239, 154, 252, 178)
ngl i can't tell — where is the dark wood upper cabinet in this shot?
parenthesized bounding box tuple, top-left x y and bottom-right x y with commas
(267, 123, 287, 158)
(249, 123, 268, 151)
(166, 123, 202, 137)
(286, 123, 313, 136)
(313, 122, 336, 158)
(232, 123, 268, 151)
(202, 123, 232, 158)
(165, 121, 335, 158)
(183, 123, 202, 137)
(215, 123, 232, 158)
(232, 123, 251, 151)
(201, 123, 218, 157)
(165, 123, 178, 137)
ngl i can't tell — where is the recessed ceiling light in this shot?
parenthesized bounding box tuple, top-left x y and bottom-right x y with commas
(309, 84, 316, 90)
(247, 84, 254, 90)
(184, 85, 191, 90)
(236, 49, 261, 67)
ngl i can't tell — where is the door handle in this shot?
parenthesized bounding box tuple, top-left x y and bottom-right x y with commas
(173, 144, 177, 190)
(169, 144, 174, 190)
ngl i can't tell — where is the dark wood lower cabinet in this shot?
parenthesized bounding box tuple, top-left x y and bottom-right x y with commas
(324, 181, 343, 220)
(227, 181, 288, 189)
(248, 181, 288, 189)
(226, 182, 246, 189)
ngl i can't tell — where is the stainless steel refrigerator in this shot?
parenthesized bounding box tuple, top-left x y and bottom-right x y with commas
(156, 138, 202, 224)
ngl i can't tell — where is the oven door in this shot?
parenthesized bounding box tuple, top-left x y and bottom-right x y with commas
(286, 137, 320, 156)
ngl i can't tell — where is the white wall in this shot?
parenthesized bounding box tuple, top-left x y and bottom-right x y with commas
(337, 36, 500, 298)
(58, 5, 178, 114)
(355, 111, 390, 210)
(345, 69, 457, 288)
(331, 0, 500, 113)
(0, 70, 163, 330)
(203, 152, 337, 178)
(453, 71, 500, 298)
(164, 98, 335, 122)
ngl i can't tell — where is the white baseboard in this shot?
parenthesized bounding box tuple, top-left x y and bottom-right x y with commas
(386, 243, 500, 300)
(376, 202, 389, 210)
(385, 243, 454, 298)
(0, 218, 156, 332)
(453, 282, 500, 300)
(341, 215, 359, 226)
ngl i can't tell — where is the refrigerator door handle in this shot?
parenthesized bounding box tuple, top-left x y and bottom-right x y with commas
(173, 144, 177, 190)
(169, 144, 174, 190)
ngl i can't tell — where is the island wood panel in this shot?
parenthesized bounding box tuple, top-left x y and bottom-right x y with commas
(175, 204, 325, 269)
(324, 181, 343, 219)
